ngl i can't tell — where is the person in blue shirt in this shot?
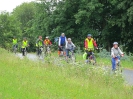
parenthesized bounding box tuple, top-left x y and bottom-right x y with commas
(58, 33, 67, 56)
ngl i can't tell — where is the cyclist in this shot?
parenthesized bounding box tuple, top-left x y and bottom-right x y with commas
(44, 36, 52, 54)
(12, 36, 18, 51)
(111, 42, 124, 71)
(36, 36, 44, 56)
(21, 37, 29, 56)
(65, 38, 76, 60)
(84, 34, 98, 63)
(58, 33, 67, 56)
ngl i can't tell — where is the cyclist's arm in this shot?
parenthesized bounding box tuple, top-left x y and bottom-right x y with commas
(65, 41, 68, 49)
(27, 41, 29, 47)
(43, 40, 46, 45)
(92, 39, 98, 48)
(71, 42, 76, 48)
(49, 40, 52, 45)
(118, 47, 124, 56)
(84, 40, 88, 49)
(58, 37, 61, 46)
(65, 37, 67, 45)
(111, 48, 115, 58)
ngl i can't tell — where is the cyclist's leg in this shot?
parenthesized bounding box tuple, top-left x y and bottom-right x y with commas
(66, 49, 69, 58)
(45, 46, 48, 55)
(12, 45, 15, 51)
(92, 52, 96, 62)
(66, 49, 70, 62)
(21, 48, 24, 56)
(36, 47, 38, 55)
(112, 58, 116, 71)
(58, 46, 61, 56)
(16, 44, 17, 48)
(63, 46, 66, 56)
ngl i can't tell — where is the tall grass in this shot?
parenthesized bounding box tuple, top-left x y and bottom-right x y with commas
(0, 48, 133, 99)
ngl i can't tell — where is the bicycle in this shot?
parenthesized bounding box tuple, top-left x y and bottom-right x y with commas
(86, 51, 96, 65)
(44, 45, 51, 57)
(22, 47, 27, 56)
(114, 56, 122, 73)
(38, 46, 44, 58)
(59, 46, 66, 57)
(13, 44, 17, 54)
(66, 49, 76, 63)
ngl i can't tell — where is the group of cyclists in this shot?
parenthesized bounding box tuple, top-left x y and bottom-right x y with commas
(12, 33, 124, 72)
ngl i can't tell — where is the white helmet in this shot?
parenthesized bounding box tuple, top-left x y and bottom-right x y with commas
(61, 33, 65, 36)
(68, 38, 71, 41)
(46, 36, 49, 39)
(113, 42, 118, 45)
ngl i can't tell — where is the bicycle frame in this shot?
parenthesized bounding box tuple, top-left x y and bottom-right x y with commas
(22, 47, 27, 56)
(13, 45, 17, 54)
(114, 57, 122, 72)
(45, 45, 51, 56)
(60, 46, 66, 56)
(38, 46, 44, 57)
(66, 49, 76, 63)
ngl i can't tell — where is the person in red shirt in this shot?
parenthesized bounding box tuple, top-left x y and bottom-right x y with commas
(84, 34, 98, 63)
(44, 36, 52, 46)
(43, 36, 52, 55)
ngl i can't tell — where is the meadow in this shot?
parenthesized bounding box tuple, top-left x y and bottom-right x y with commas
(0, 48, 133, 99)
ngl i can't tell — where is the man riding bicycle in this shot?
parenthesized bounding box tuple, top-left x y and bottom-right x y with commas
(111, 42, 124, 71)
(12, 36, 18, 51)
(65, 38, 76, 60)
(21, 37, 29, 56)
(84, 34, 98, 63)
(58, 33, 67, 56)
(44, 36, 52, 54)
(36, 36, 44, 56)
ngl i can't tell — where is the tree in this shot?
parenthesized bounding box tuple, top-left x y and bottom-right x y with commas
(0, 11, 21, 50)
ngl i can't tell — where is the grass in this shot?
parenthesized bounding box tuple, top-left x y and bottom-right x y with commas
(75, 53, 133, 69)
(0, 48, 133, 99)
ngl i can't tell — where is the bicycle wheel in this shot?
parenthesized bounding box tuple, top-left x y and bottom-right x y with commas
(13, 47, 17, 54)
(24, 48, 27, 56)
(71, 54, 76, 63)
(117, 64, 122, 73)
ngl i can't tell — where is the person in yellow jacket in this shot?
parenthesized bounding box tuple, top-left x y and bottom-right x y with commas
(84, 34, 98, 63)
(21, 37, 29, 56)
(12, 36, 18, 51)
(36, 36, 44, 56)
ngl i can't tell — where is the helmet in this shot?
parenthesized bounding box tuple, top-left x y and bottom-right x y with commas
(46, 36, 49, 39)
(113, 42, 118, 45)
(87, 34, 92, 37)
(68, 38, 71, 41)
(62, 33, 65, 35)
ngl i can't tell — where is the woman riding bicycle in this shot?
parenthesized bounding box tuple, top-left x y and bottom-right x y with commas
(44, 36, 52, 55)
(84, 34, 98, 63)
(111, 42, 124, 71)
(12, 36, 18, 51)
(21, 37, 29, 56)
(65, 38, 76, 60)
(36, 36, 44, 56)
(58, 33, 67, 56)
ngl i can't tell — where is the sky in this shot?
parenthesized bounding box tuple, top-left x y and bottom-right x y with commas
(0, 0, 35, 12)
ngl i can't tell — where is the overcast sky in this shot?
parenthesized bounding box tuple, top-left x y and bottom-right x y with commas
(0, 0, 35, 12)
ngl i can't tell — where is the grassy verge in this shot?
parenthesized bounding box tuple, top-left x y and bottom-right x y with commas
(0, 49, 133, 99)
(75, 53, 133, 69)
